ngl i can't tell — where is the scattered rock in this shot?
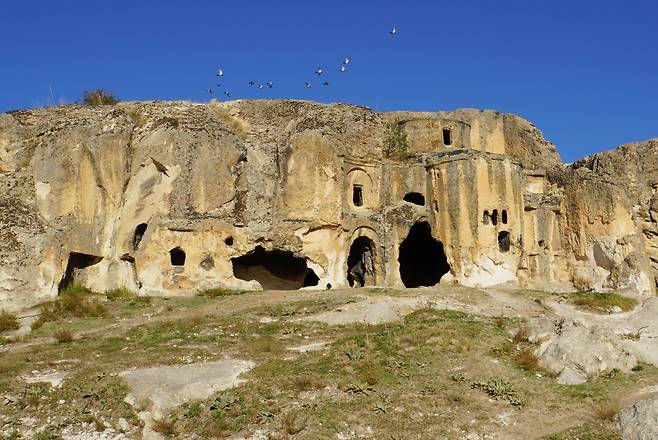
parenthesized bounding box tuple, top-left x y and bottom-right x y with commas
(619, 394, 658, 440)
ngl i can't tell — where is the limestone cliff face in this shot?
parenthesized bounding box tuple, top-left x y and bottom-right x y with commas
(0, 99, 655, 310)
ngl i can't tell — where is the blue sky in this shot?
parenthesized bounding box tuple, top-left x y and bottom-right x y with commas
(1, 0, 656, 162)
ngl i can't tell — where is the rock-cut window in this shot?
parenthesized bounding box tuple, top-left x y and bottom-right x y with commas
(442, 129, 452, 146)
(353, 184, 364, 207)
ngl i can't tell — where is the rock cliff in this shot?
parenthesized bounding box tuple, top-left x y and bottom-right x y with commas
(0, 99, 655, 310)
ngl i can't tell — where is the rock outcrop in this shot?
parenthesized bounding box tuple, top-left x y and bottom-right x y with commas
(0, 99, 656, 309)
(619, 394, 658, 440)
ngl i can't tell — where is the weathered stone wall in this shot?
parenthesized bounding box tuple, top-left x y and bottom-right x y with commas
(0, 99, 656, 310)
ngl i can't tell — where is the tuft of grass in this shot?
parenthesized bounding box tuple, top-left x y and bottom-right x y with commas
(471, 378, 525, 406)
(294, 374, 326, 392)
(106, 287, 136, 301)
(82, 89, 119, 106)
(281, 412, 307, 435)
(151, 418, 176, 434)
(53, 328, 73, 343)
(210, 105, 250, 137)
(571, 291, 637, 313)
(513, 324, 531, 343)
(32, 287, 107, 330)
(126, 109, 145, 127)
(0, 310, 19, 333)
(516, 347, 541, 371)
(594, 399, 621, 421)
(197, 288, 246, 298)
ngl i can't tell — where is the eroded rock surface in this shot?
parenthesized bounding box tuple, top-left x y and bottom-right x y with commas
(619, 394, 658, 440)
(1, 99, 657, 309)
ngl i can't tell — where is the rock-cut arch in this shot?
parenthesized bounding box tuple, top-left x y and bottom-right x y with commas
(398, 221, 450, 288)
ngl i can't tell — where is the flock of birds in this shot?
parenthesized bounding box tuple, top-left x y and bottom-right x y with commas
(206, 26, 398, 98)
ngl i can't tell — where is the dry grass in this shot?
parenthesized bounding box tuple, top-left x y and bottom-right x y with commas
(594, 398, 621, 421)
(53, 328, 73, 343)
(294, 374, 326, 392)
(151, 418, 176, 434)
(513, 324, 531, 343)
(82, 89, 118, 106)
(106, 287, 136, 301)
(126, 109, 145, 127)
(571, 291, 637, 313)
(516, 347, 541, 371)
(210, 105, 250, 137)
(0, 310, 19, 333)
(281, 412, 307, 435)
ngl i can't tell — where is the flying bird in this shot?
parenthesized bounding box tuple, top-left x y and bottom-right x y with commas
(258, 84, 264, 89)
(248, 81, 255, 86)
(216, 68, 224, 76)
(343, 57, 350, 65)
(266, 81, 273, 88)
(150, 157, 169, 177)
(223, 91, 231, 98)
(390, 26, 397, 35)
(207, 88, 212, 94)
(305, 82, 312, 88)
(339, 65, 347, 72)
(315, 67, 323, 76)
(323, 81, 330, 86)
(216, 83, 222, 88)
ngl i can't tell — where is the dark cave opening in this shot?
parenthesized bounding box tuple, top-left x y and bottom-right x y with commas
(58, 252, 103, 292)
(133, 223, 148, 250)
(403, 192, 425, 206)
(232, 246, 319, 290)
(347, 236, 376, 287)
(170, 247, 186, 266)
(498, 231, 511, 253)
(398, 221, 450, 288)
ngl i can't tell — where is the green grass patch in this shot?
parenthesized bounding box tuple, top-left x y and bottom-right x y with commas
(570, 291, 637, 313)
(197, 288, 247, 298)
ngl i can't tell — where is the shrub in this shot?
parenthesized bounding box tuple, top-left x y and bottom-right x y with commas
(0, 310, 19, 333)
(594, 399, 621, 421)
(82, 89, 119, 106)
(53, 328, 73, 343)
(106, 287, 136, 301)
(516, 347, 541, 371)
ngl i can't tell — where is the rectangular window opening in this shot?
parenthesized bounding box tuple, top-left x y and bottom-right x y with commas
(352, 185, 364, 207)
(442, 129, 452, 146)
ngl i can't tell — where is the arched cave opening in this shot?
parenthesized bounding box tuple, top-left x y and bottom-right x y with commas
(403, 192, 425, 206)
(398, 221, 450, 288)
(502, 210, 508, 224)
(170, 247, 186, 266)
(347, 236, 376, 287)
(491, 209, 499, 226)
(133, 223, 148, 250)
(498, 231, 511, 253)
(482, 210, 490, 225)
(231, 246, 319, 290)
(58, 252, 103, 292)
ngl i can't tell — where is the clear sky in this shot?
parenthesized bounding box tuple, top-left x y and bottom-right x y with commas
(1, 0, 656, 162)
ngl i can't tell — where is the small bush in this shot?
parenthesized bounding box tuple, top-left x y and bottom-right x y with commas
(516, 347, 541, 371)
(571, 291, 637, 313)
(383, 121, 410, 160)
(82, 89, 119, 106)
(0, 310, 19, 333)
(53, 328, 73, 343)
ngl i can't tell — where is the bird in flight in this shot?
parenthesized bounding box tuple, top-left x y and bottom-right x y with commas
(207, 88, 212, 94)
(323, 81, 330, 86)
(343, 57, 350, 65)
(266, 81, 273, 88)
(305, 82, 312, 88)
(390, 26, 397, 35)
(248, 81, 255, 86)
(258, 84, 264, 89)
(315, 67, 323, 76)
(339, 65, 347, 72)
(216, 68, 224, 76)
(223, 91, 231, 98)
(216, 83, 222, 88)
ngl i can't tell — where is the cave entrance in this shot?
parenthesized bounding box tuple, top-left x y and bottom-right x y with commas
(58, 252, 103, 292)
(133, 223, 148, 250)
(347, 236, 376, 287)
(398, 221, 450, 288)
(403, 192, 425, 206)
(232, 246, 319, 290)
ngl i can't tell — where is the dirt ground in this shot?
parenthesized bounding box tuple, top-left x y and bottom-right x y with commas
(1, 284, 656, 439)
